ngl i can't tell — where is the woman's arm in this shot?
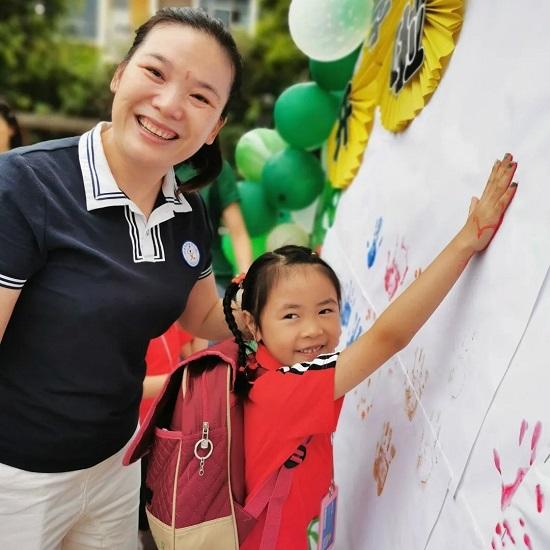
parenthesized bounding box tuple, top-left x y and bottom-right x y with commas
(334, 154, 518, 399)
(177, 273, 233, 341)
(222, 202, 252, 274)
(0, 287, 20, 342)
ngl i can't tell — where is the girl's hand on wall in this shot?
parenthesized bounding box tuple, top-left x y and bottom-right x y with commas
(463, 153, 518, 253)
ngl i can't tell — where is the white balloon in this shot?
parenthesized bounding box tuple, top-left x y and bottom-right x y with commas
(288, 0, 373, 62)
(267, 223, 310, 251)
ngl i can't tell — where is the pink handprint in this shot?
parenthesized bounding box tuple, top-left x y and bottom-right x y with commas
(384, 237, 409, 300)
(490, 419, 544, 549)
(493, 420, 542, 511)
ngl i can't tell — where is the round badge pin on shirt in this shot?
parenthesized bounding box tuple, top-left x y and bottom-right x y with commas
(181, 241, 200, 267)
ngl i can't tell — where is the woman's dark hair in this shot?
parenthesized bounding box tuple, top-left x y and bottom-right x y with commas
(223, 245, 342, 396)
(0, 98, 22, 149)
(120, 7, 243, 192)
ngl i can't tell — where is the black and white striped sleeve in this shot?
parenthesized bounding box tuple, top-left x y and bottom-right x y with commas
(279, 352, 340, 375)
(0, 154, 47, 290)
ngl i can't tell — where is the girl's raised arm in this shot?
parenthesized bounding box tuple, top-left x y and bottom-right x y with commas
(334, 154, 518, 399)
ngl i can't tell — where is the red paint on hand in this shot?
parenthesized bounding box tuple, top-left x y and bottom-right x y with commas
(475, 217, 500, 240)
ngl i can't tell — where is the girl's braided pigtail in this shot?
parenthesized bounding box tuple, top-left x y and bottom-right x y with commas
(223, 281, 252, 397)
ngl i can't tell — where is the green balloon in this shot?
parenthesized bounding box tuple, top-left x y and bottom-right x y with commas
(251, 233, 268, 259)
(235, 128, 287, 182)
(262, 148, 325, 211)
(237, 180, 278, 237)
(221, 233, 267, 269)
(277, 210, 292, 223)
(309, 45, 362, 91)
(274, 82, 339, 150)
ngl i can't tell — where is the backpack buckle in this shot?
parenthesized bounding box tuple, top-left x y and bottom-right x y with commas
(284, 444, 307, 469)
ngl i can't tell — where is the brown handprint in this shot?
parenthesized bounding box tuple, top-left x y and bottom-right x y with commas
(373, 421, 396, 496)
(355, 377, 373, 421)
(448, 333, 475, 400)
(404, 347, 428, 421)
(416, 411, 441, 487)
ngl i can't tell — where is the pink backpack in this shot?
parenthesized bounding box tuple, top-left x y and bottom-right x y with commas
(124, 339, 308, 550)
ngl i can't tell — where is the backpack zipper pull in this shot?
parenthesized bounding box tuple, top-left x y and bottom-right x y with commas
(194, 421, 213, 476)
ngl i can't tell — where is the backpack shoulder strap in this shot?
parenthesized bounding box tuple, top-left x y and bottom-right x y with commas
(244, 437, 312, 550)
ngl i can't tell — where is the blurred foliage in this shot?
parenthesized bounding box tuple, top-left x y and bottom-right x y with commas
(0, 0, 113, 120)
(221, 0, 309, 164)
(0, 0, 306, 155)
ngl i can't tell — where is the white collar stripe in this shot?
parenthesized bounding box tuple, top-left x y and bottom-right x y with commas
(86, 128, 125, 201)
(124, 207, 142, 262)
(152, 225, 164, 260)
(78, 122, 195, 264)
(124, 206, 166, 263)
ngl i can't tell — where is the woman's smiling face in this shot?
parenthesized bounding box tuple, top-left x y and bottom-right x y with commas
(107, 22, 234, 172)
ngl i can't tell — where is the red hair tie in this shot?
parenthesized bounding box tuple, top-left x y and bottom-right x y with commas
(232, 272, 246, 286)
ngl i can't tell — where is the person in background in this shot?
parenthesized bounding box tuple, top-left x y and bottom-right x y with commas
(0, 8, 243, 548)
(200, 159, 252, 294)
(0, 98, 22, 152)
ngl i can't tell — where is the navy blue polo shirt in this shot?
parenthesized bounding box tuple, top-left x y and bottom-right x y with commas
(0, 122, 213, 472)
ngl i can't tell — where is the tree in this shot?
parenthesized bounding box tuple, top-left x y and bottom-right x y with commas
(0, 1, 113, 120)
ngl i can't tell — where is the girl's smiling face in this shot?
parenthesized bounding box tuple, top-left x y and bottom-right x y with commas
(106, 22, 233, 173)
(248, 265, 342, 366)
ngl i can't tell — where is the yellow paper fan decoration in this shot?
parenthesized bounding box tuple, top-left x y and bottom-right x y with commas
(326, 0, 405, 189)
(379, 0, 464, 132)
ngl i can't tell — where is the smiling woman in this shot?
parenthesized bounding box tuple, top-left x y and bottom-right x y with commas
(0, 7, 243, 549)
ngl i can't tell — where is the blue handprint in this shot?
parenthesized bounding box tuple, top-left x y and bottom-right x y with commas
(366, 217, 383, 269)
(341, 300, 352, 326)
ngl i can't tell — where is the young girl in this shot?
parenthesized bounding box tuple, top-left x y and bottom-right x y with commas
(223, 154, 518, 549)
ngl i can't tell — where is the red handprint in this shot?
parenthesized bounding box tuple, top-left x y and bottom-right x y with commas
(490, 419, 544, 550)
(384, 237, 409, 300)
(493, 420, 542, 511)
